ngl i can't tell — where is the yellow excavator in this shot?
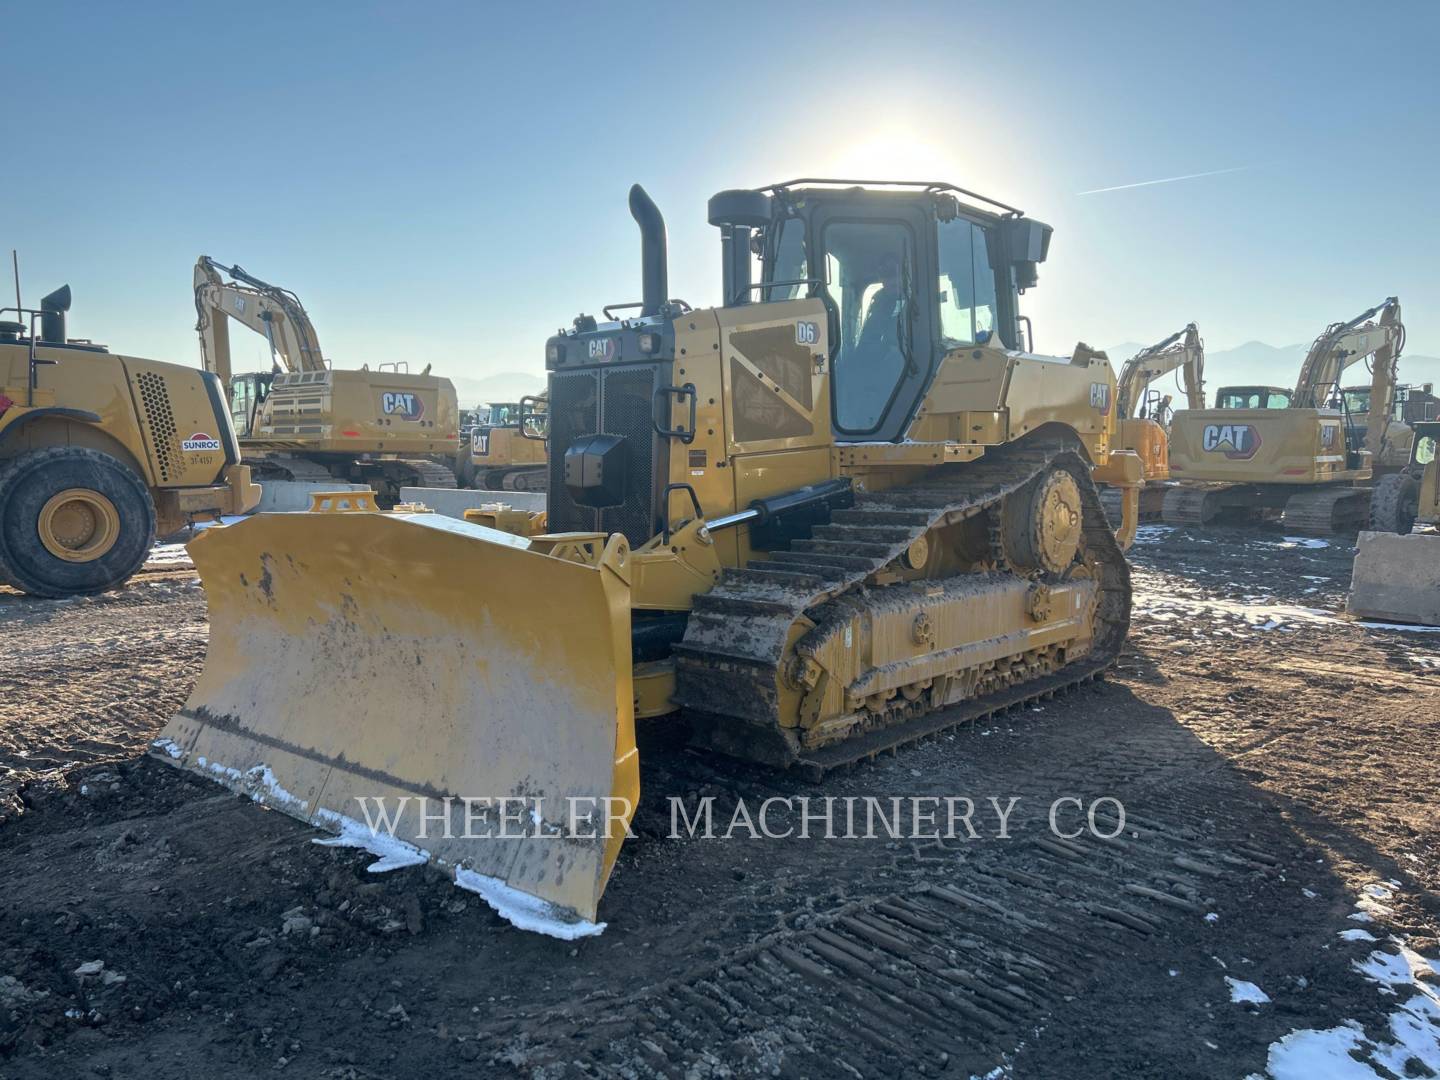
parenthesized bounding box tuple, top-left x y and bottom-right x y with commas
(1164, 298, 1407, 533)
(1101, 322, 1205, 525)
(458, 394, 549, 490)
(194, 257, 460, 504)
(0, 284, 258, 596)
(155, 179, 1138, 932)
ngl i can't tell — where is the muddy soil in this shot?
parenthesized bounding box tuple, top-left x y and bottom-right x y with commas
(0, 526, 1436, 1079)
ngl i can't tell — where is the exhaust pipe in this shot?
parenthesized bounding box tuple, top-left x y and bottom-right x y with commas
(628, 184, 668, 318)
(40, 285, 71, 343)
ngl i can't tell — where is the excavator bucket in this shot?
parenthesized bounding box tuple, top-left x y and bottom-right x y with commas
(152, 503, 638, 936)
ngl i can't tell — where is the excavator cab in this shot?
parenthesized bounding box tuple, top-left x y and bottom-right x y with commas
(227, 371, 274, 437)
(1214, 386, 1293, 410)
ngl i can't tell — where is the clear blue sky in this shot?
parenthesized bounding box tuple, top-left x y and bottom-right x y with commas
(6, 0, 1438, 383)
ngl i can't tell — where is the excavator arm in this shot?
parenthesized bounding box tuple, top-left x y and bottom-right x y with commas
(1292, 298, 1404, 413)
(193, 256, 329, 387)
(1116, 322, 1205, 421)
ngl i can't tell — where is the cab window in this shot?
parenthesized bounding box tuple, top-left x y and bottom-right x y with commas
(936, 218, 998, 347)
(229, 379, 253, 435)
(766, 216, 808, 301)
(1417, 435, 1437, 466)
(823, 220, 914, 433)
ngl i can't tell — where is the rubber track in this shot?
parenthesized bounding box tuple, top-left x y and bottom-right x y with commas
(674, 442, 1132, 773)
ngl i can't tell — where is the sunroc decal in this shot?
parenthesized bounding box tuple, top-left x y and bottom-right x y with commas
(1201, 423, 1262, 459)
(587, 337, 617, 361)
(181, 432, 221, 452)
(1089, 382, 1111, 413)
(795, 320, 819, 346)
(381, 391, 425, 421)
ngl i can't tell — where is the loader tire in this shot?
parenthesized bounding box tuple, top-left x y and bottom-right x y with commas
(1368, 473, 1418, 535)
(0, 447, 156, 598)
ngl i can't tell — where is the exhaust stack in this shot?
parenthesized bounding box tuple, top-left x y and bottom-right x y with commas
(628, 184, 667, 318)
(40, 285, 71, 343)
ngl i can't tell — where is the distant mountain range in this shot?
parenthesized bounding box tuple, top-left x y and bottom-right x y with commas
(1103, 340, 1439, 398)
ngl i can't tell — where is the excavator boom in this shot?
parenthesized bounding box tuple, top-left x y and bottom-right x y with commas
(194, 256, 329, 385)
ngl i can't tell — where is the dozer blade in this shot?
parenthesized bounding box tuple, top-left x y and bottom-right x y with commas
(152, 510, 637, 936)
(1348, 530, 1440, 626)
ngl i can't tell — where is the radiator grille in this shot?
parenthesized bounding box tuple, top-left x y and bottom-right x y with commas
(545, 363, 666, 545)
(136, 371, 177, 481)
(600, 367, 660, 544)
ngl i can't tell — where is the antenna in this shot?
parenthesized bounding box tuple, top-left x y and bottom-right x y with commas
(11, 250, 20, 313)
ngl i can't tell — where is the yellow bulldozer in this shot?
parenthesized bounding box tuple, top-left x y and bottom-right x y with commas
(155, 179, 1138, 933)
(1348, 420, 1440, 624)
(457, 394, 549, 491)
(1163, 298, 1409, 533)
(1100, 322, 1205, 527)
(0, 284, 258, 597)
(194, 257, 461, 505)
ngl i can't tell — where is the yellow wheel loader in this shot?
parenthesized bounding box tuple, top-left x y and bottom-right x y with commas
(1163, 298, 1408, 534)
(0, 285, 258, 597)
(1348, 420, 1440, 624)
(458, 395, 549, 491)
(194, 258, 461, 505)
(155, 180, 1137, 932)
(1100, 322, 1205, 531)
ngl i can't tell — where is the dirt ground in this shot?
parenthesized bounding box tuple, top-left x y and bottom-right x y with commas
(0, 525, 1436, 1079)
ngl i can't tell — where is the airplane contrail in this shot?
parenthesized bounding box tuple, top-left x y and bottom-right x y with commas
(1076, 165, 1251, 196)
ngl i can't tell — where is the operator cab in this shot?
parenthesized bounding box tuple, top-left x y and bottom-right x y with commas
(715, 181, 1051, 442)
(228, 371, 274, 437)
(1214, 386, 1292, 410)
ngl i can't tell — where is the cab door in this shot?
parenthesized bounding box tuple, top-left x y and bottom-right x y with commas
(808, 199, 936, 442)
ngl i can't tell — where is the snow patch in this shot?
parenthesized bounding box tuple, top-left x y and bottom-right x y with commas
(150, 737, 183, 760)
(455, 868, 605, 941)
(1226, 977, 1271, 1005)
(1278, 536, 1329, 549)
(1338, 929, 1378, 943)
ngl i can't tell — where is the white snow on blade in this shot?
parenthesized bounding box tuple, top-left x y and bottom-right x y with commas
(312, 816, 429, 873)
(1357, 620, 1440, 633)
(1278, 536, 1329, 549)
(150, 737, 183, 760)
(1339, 929, 1378, 942)
(1227, 977, 1271, 1004)
(455, 867, 605, 941)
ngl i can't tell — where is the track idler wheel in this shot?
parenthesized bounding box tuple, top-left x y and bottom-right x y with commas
(1002, 467, 1083, 574)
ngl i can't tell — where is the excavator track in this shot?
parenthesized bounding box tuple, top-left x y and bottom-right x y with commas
(251, 454, 336, 483)
(1280, 487, 1369, 535)
(674, 443, 1131, 777)
(395, 458, 459, 489)
(1160, 485, 1224, 526)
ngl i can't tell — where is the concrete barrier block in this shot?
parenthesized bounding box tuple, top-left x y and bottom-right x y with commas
(1348, 530, 1440, 625)
(254, 481, 374, 514)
